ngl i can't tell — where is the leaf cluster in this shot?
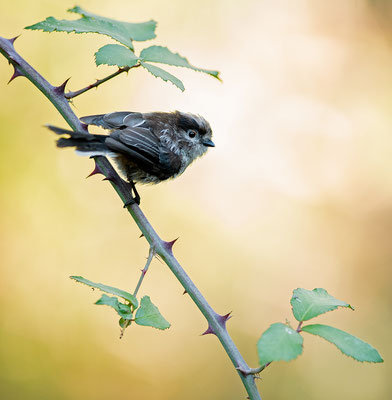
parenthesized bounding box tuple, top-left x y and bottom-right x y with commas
(25, 6, 220, 91)
(71, 276, 170, 331)
(257, 288, 383, 367)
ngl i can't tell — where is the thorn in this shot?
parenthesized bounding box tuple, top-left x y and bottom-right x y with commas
(86, 161, 104, 178)
(201, 325, 215, 336)
(236, 366, 248, 374)
(216, 312, 232, 328)
(8, 66, 23, 84)
(183, 289, 188, 295)
(100, 169, 118, 183)
(201, 312, 232, 336)
(139, 233, 144, 239)
(162, 237, 179, 253)
(54, 77, 71, 95)
(7, 35, 20, 46)
(81, 122, 89, 132)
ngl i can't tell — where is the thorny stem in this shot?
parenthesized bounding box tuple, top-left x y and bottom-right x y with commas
(133, 247, 155, 297)
(0, 35, 262, 400)
(65, 63, 141, 99)
(120, 247, 155, 338)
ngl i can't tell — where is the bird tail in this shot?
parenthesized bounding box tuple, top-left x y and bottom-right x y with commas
(46, 125, 113, 157)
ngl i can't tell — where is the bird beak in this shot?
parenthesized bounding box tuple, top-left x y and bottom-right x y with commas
(203, 138, 215, 147)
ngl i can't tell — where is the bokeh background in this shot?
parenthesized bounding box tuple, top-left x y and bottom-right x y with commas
(0, 1, 391, 399)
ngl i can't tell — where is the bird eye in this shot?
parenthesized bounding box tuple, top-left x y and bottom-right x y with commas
(188, 130, 197, 138)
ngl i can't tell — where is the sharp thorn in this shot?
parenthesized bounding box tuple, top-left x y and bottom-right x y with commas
(162, 237, 179, 253)
(139, 233, 144, 238)
(183, 289, 188, 295)
(54, 77, 71, 95)
(8, 66, 23, 84)
(216, 312, 232, 328)
(81, 122, 89, 132)
(8, 35, 20, 45)
(86, 165, 104, 178)
(102, 175, 118, 184)
(86, 158, 105, 178)
(201, 325, 215, 336)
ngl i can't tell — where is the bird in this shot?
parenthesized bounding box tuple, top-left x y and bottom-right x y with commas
(47, 111, 215, 204)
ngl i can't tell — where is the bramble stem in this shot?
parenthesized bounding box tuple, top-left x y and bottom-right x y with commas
(0, 35, 262, 400)
(65, 63, 141, 99)
(133, 247, 155, 297)
(120, 247, 155, 338)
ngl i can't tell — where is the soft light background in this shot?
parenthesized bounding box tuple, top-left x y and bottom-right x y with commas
(0, 1, 391, 399)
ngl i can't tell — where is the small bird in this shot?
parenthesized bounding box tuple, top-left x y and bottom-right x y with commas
(47, 111, 214, 203)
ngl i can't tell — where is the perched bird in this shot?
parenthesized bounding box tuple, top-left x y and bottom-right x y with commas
(47, 111, 214, 203)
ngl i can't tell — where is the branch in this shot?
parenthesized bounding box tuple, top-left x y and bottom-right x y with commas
(133, 246, 155, 297)
(0, 35, 262, 400)
(120, 246, 155, 338)
(65, 63, 141, 99)
(237, 364, 268, 376)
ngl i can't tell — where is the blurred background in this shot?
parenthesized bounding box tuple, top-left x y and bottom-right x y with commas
(0, 0, 391, 399)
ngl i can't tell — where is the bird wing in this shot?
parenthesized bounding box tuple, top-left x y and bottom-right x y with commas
(80, 112, 145, 130)
(106, 127, 182, 179)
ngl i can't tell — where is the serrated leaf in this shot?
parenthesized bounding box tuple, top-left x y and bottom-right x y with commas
(140, 45, 220, 80)
(95, 44, 139, 67)
(67, 6, 156, 41)
(302, 324, 383, 363)
(141, 62, 184, 91)
(257, 323, 303, 366)
(70, 276, 138, 308)
(291, 288, 353, 322)
(95, 294, 133, 320)
(135, 296, 170, 330)
(25, 6, 157, 50)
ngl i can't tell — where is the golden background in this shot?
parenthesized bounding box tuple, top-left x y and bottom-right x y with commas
(0, 1, 390, 399)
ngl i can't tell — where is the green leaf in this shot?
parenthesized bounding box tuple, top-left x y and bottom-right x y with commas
(119, 318, 130, 328)
(135, 296, 170, 330)
(67, 6, 156, 41)
(140, 45, 220, 80)
(95, 294, 133, 320)
(141, 62, 184, 91)
(95, 44, 139, 67)
(257, 323, 303, 366)
(25, 6, 157, 51)
(302, 324, 383, 363)
(291, 288, 353, 322)
(70, 276, 138, 308)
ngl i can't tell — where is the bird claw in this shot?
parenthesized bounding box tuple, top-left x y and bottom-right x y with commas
(123, 180, 140, 206)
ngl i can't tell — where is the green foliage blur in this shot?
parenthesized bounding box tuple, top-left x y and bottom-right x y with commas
(0, 1, 391, 399)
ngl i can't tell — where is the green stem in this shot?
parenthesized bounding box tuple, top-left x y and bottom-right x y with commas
(133, 247, 155, 297)
(0, 35, 262, 400)
(120, 247, 155, 338)
(65, 63, 141, 99)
